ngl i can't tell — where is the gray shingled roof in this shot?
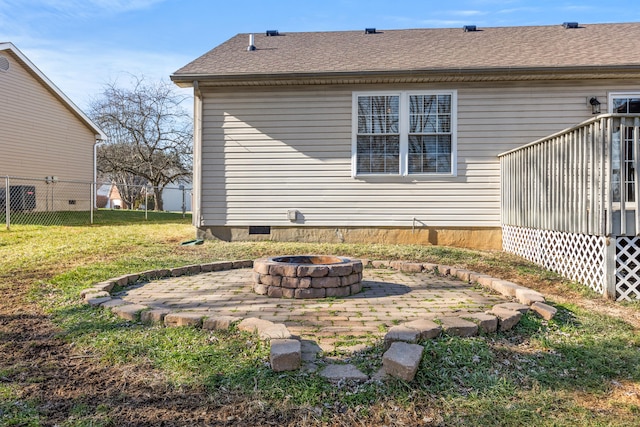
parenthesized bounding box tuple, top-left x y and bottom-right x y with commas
(172, 23, 640, 82)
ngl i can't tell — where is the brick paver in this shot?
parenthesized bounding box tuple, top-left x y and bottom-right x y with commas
(119, 268, 504, 345)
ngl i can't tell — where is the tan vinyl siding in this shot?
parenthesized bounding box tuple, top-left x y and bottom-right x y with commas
(0, 52, 95, 182)
(200, 81, 640, 228)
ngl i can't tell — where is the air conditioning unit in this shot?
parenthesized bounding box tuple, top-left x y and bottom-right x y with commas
(0, 185, 36, 212)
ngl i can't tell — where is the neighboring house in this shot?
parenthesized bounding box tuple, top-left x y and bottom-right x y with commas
(0, 42, 105, 212)
(170, 23, 640, 258)
(161, 180, 192, 212)
(96, 182, 125, 209)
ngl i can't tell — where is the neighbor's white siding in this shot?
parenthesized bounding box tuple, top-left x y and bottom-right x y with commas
(162, 181, 192, 212)
(0, 50, 95, 181)
(200, 81, 640, 228)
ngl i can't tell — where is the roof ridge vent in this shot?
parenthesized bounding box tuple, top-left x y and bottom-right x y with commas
(266, 30, 279, 36)
(365, 28, 377, 34)
(463, 25, 477, 32)
(562, 22, 579, 29)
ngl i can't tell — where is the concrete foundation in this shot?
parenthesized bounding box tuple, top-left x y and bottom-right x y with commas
(197, 226, 502, 251)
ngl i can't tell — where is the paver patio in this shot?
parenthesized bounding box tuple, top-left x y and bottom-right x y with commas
(119, 268, 506, 349)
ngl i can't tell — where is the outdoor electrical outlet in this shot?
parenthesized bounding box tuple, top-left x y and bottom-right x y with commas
(287, 210, 299, 221)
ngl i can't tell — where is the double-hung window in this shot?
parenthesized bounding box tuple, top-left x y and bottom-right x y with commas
(610, 92, 640, 203)
(355, 95, 400, 174)
(353, 90, 456, 177)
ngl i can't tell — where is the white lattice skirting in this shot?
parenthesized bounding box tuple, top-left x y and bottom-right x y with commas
(503, 226, 640, 301)
(502, 225, 607, 296)
(615, 237, 640, 301)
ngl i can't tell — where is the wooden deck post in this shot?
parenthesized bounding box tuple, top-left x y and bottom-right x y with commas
(603, 236, 617, 300)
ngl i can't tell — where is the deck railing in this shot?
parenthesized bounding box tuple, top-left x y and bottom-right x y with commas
(500, 114, 640, 237)
(500, 114, 640, 300)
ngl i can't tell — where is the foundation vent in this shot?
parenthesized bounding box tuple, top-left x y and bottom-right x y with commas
(249, 226, 271, 235)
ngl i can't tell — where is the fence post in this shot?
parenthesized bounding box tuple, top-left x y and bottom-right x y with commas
(603, 236, 617, 300)
(145, 185, 149, 220)
(90, 181, 94, 225)
(180, 185, 186, 218)
(4, 176, 9, 230)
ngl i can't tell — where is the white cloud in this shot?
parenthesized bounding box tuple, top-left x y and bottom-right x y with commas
(0, 0, 167, 26)
(468, 0, 519, 5)
(385, 7, 488, 28)
(497, 7, 541, 15)
(386, 15, 471, 28)
(88, 0, 165, 11)
(561, 5, 596, 12)
(20, 42, 193, 110)
(0, 0, 187, 111)
(33, 0, 166, 15)
(448, 10, 487, 17)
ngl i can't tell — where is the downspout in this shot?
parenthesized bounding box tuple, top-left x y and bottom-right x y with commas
(192, 80, 203, 230)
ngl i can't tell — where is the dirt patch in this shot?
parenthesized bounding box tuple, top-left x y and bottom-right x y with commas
(1, 276, 434, 426)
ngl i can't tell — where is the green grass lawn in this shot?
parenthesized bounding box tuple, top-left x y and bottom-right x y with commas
(1, 212, 639, 426)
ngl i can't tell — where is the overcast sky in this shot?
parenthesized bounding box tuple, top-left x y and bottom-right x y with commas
(1, 0, 639, 111)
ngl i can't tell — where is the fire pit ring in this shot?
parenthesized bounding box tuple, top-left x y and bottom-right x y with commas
(252, 255, 363, 299)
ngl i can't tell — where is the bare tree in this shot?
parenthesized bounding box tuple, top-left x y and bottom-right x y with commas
(96, 152, 147, 209)
(90, 76, 192, 211)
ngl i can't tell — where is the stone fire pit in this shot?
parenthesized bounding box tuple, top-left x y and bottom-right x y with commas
(253, 255, 363, 299)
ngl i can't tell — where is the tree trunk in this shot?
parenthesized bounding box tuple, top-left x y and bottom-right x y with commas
(154, 187, 163, 211)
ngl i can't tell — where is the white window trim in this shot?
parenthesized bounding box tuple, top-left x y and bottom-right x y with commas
(608, 92, 640, 113)
(608, 92, 640, 208)
(351, 90, 458, 178)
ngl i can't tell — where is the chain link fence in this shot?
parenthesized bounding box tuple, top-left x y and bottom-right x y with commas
(2, 176, 192, 230)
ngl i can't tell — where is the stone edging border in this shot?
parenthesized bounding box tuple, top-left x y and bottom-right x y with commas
(79, 259, 558, 381)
